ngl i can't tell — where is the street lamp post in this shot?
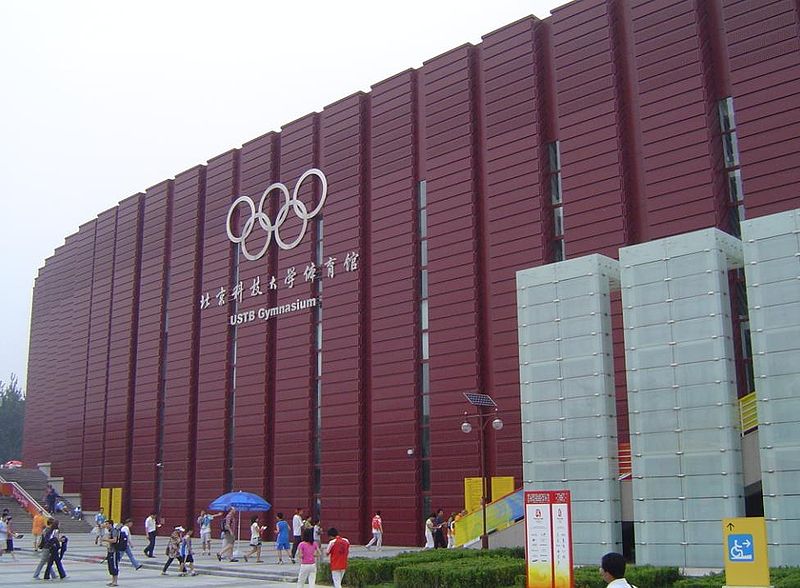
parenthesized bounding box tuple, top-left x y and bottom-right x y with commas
(461, 392, 503, 550)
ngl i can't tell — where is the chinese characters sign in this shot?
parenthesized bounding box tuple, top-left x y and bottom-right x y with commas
(199, 250, 359, 325)
(524, 490, 573, 588)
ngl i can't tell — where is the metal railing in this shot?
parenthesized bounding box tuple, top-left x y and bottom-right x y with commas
(0, 474, 48, 516)
(454, 488, 524, 547)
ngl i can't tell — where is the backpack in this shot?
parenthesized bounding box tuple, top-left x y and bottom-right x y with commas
(115, 527, 128, 552)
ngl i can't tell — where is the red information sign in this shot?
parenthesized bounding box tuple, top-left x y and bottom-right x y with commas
(524, 490, 574, 588)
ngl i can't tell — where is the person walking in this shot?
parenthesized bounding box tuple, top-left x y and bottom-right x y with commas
(275, 512, 291, 564)
(243, 516, 265, 562)
(32, 518, 54, 579)
(600, 552, 638, 587)
(4, 515, 20, 560)
(94, 507, 107, 545)
(216, 507, 236, 561)
(295, 528, 319, 587)
(290, 507, 304, 563)
(446, 512, 456, 548)
(143, 512, 160, 557)
(58, 532, 68, 561)
(311, 519, 322, 557)
(365, 511, 383, 551)
(32, 510, 47, 551)
(101, 520, 119, 587)
(119, 518, 143, 569)
(326, 527, 350, 588)
(0, 514, 7, 558)
(44, 485, 57, 514)
(178, 528, 198, 576)
(423, 513, 435, 549)
(43, 519, 67, 580)
(161, 526, 183, 575)
(433, 509, 447, 549)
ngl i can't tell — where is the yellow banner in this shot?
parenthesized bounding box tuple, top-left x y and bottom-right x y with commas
(99, 487, 110, 518)
(492, 476, 515, 501)
(722, 517, 770, 587)
(455, 489, 524, 546)
(464, 477, 483, 513)
(110, 487, 123, 523)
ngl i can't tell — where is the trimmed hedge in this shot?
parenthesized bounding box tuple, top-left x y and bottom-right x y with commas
(773, 567, 800, 588)
(317, 547, 526, 586)
(627, 565, 682, 587)
(317, 550, 797, 587)
(672, 575, 725, 588)
(394, 557, 524, 588)
(575, 565, 681, 588)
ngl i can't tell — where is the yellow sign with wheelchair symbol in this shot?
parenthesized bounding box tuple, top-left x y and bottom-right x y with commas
(722, 517, 770, 587)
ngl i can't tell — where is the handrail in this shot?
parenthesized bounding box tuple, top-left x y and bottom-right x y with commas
(454, 488, 524, 547)
(0, 474, 48, 516)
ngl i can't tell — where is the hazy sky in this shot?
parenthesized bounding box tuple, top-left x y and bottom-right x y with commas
(0, 0, 562, 389)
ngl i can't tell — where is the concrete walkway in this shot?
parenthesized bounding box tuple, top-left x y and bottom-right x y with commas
(4, 531, 420, 585)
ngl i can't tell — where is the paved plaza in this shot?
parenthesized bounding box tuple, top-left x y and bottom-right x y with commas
(0, 530, 415, 587)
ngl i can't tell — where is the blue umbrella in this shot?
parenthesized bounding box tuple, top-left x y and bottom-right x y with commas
(209, 491, 271, 558)
(209, 491, 271, 512)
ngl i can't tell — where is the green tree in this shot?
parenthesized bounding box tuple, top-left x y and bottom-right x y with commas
(0, 374, 25, 463)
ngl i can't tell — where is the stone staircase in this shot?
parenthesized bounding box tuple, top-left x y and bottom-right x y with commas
(0, 468, 91, 535)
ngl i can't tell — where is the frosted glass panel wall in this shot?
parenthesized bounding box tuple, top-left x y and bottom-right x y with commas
(517, 254, 621, 565)
(741, 209, 800, 567)
(619, 229, 744, 567)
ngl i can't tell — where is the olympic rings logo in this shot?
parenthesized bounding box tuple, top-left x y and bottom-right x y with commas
(226, 168, 328, 261)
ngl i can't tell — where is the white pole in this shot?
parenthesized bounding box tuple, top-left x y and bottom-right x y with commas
(234, 510, 241, 559)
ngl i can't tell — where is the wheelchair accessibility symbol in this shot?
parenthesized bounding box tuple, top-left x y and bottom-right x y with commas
(728, 534, 754, 562)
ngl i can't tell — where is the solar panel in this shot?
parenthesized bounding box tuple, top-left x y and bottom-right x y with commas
(463, 392, 497, 407)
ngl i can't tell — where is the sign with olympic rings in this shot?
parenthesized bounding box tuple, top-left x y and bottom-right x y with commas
(226, 168, 328, 261)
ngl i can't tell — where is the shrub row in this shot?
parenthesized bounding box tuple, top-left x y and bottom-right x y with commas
(317, 548, 524, 587)
(319, 551, 796, 587)
(394, 557, 524, 588)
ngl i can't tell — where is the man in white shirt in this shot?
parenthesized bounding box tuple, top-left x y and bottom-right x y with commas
(290, 508, 304, 563)
(120, 518, 142, 569)
(600, 552, 637, 588)
(143, 513, 159, 558)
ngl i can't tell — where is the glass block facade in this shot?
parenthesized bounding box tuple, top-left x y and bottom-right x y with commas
(619, 229, 745, 567)
(517, 254, 622, 564)
(741, 209, 800, 566)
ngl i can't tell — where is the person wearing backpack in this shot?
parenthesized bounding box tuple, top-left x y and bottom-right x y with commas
(102, 520, 120, 587)
(32, 518, 54, 579)
(119, 518, 142, 570)
(43, 519, 67, 580)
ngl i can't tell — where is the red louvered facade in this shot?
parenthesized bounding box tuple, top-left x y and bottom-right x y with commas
(24, 0, 800, 546)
